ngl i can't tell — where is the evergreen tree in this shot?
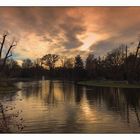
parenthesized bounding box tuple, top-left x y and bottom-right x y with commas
(74, 55, 84, 69)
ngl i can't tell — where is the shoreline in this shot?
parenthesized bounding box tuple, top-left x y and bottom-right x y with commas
(1, 79, 140, 94)
(78, 81, 140, 89)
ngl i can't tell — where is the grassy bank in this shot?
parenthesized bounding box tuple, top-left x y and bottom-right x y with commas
(78, 81, 140, 88)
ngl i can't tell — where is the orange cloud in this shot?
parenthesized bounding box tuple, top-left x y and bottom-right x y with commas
(0, 7, 140, 61)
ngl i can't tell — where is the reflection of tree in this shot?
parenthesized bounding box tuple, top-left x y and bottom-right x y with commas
(124, 89, 140, 126)
(46, 81, 76, 105)
(126, 102, 130, 124)
(74, 85, 83, 103)
(14, 81, 140, 132)
(82, 86, 140, 127)
(21, 80, 77, 105)
(47, 80, 55, 104)
(19, 81, 41, 99)
(135, 107, 140, 126)
(61, 81, 75, 102)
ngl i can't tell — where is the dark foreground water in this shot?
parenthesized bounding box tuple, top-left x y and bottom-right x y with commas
(1, 80, 140, 133)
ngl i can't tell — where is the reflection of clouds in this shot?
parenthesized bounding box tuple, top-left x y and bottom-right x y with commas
(6, 81, 140, 132)
(79, 93, 97, 122)
(14, 81, 77, 130)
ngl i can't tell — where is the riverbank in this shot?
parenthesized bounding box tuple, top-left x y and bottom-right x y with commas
(78, 81, 140, 88)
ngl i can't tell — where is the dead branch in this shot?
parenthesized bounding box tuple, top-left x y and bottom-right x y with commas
(0, 38, 17, 72)
(0, 31, 8, 59)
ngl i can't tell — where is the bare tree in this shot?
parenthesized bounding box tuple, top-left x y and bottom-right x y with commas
(22, 59, 33, 69)
(105, 46, 126, 68)
(59, 56, 66, 67)
(41, 54, 59, 70)
(134, 41, 140, 69)
(0, 32, 17, 72)
(64, 58, 74, 69)
(0, 31, 8, 59)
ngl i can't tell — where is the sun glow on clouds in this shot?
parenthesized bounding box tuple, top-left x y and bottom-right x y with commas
(79, 32, 110, 55)
(79, 33, 96, 52)
(14, 33, 65, 60)
(0, 7, 140, 62)
(15, 33, 49, 60)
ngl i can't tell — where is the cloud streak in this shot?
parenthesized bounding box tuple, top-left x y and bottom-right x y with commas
(0, 7, 140, 61)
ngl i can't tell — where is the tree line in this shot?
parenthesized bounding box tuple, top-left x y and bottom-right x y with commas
(0, 32, 140, 83)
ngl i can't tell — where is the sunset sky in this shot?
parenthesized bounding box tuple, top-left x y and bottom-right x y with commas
(1, 7, 140, 63)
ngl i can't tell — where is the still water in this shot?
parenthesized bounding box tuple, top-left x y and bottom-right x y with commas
(1, 80, 140, 133)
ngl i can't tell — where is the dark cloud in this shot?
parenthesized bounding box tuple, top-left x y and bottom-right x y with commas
(87, 7, 140, 57)
(90, 39, 118, 57)
(0, 7, 140, 60)
(0, 7, 86, 49)
(59, 16, 86, 49)
(90, 31, 139, 57)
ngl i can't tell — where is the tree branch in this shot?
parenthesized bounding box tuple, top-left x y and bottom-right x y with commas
(0, 31, 8, 59)
(0, 39, 17, 72)
(6, 52, 12, 59)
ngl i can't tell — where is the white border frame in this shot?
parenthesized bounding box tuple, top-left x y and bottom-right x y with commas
(0, 0, 140, 6)
(0, 0, 140, 139)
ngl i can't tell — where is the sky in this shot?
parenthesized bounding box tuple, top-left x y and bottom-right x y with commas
(0, 7, 140, 63)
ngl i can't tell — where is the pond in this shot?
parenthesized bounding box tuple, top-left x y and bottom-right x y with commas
(1, 80, 140, 133)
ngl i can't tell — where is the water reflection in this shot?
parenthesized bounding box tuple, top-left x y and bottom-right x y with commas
(85, 87, 140, 128)
(1, 80, 140, 133)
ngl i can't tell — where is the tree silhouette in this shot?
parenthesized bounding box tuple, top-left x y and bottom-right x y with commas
(64, 58, 74, 69)
(74, 55, 84, 70)
(22, 59, 33, 69)
(0, 32, 17, 73)
(41, 54, 59, 70)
